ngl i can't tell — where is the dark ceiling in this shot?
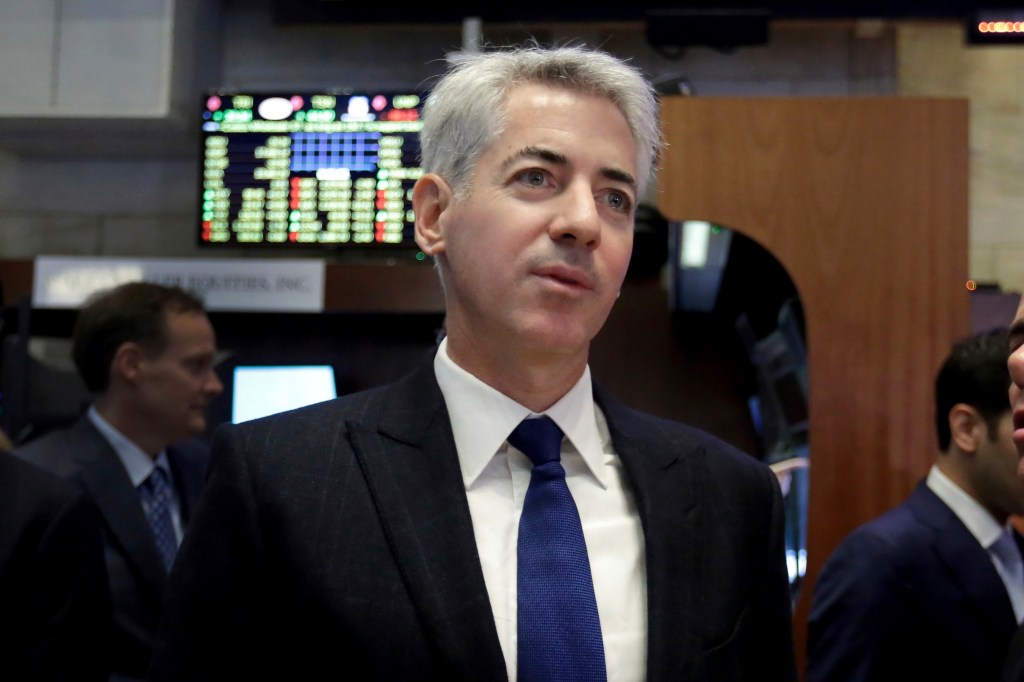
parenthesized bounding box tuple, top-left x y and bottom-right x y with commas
(271, 1, 1021, 25)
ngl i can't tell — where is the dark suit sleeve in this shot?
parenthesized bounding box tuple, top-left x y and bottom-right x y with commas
(708, 463, 797, 681)
(0, 458, 112, 681)
(691, 454, 798, 681)
(806, 529, 910, 682)
(148, 425, 268, 681)
(751, 467, 799, 680)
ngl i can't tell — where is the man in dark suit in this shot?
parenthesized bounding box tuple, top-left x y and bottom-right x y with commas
(1003, 295, 1024, 682)
(0, 450, 111, 680)
(808, 330, 1024, 682)
(150, 45, 796, 681)
(16, 282, 222, 681)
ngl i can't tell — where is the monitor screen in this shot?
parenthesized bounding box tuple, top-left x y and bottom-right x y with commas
(200, 92, 424, 249)
(231, 365, 338, 424)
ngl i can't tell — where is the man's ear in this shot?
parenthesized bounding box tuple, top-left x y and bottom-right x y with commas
(110, 342, 145, 387)
(412, 173, 453, 256)
(949, 403, 985, 453)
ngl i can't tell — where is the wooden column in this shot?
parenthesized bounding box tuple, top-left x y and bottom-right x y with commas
(657, 96, 970, 671)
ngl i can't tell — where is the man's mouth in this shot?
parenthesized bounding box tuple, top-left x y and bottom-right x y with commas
(534, 263, 594, 291)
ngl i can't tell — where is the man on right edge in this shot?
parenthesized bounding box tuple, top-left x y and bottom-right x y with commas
(809, 329, 1024, 682)
(1001, 295, 1024, 682)
(150, 44, 795, 681)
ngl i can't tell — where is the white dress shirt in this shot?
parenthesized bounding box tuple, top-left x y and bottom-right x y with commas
(927, 465, 1024, 622)
(87, 406, 183, 544)
(434, 338, 647, 682)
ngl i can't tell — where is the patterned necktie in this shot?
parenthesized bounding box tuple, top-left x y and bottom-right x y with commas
(139, 466, 178, 572)
(510, 416, 607, 682)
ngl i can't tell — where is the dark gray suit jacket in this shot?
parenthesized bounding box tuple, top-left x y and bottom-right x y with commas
(149, 358, 796, 681)
(15, 416, 208, 681)
(808, 482, 1020, 682)
(0, 450, 111, 680)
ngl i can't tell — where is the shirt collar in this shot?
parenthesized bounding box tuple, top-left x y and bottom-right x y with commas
(87, 405, 170, 488)
(433, 338, 608, 490)
(926, 464, 1006, 549)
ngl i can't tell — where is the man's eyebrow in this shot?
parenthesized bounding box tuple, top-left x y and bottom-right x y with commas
(602, 167, 637, 191)
(500, 146, 568, 170)
(500, 145, 637, 192)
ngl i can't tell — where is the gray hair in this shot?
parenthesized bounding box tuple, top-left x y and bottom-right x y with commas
(420, 44, 662, 197)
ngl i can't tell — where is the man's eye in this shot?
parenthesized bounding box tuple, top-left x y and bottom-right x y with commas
(187, 359, 210, 374)
(604, 191, 632, 212)
(520, 170, 547, 186)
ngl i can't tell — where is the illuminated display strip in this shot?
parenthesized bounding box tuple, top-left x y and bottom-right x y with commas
(291, 132, 380, 172)
(213, 120, 421, 134)
(978, 21, 1024, 33)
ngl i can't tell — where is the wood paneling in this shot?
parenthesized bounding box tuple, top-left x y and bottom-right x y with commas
(0, 259, 34, 305)
(657, 97, 970, 672)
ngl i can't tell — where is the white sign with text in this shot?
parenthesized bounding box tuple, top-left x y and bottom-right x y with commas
(32, 257, 325, 312)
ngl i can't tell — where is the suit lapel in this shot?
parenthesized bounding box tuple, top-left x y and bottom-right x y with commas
(167, 445, 206, 523)
(346, 360, 507, 682)
(70, 417, 168, 592)
(596, 386, 703, 682)
(910, 484, 1018, 642)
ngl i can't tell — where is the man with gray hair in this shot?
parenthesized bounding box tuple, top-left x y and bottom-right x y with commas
(151, 44, 796, 681)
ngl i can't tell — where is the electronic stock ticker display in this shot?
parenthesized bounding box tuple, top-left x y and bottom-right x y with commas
(200, 92, 424, 249)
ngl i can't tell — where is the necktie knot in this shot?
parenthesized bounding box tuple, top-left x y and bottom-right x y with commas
(508, 416, 564, 467)
(143, 466, 171, 497)
(993, 531, 1022, 566)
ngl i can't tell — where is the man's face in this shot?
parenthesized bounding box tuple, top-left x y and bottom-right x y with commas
(422, 84, 637, 363)
(973, 411, 1024, 520)
(135, 311, 223, 444)
(1011, 295, 1024, 468)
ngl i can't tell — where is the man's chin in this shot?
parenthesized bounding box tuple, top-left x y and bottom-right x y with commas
(180, 417, 207, 439)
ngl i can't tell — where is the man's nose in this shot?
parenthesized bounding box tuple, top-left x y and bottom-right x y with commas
(1011, 348, 1024, 392)
(549, 181, 601, 249)
(206, 370, 224, 397)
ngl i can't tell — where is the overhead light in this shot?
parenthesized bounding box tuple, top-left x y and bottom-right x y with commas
(681, 221, 712, 268)
(966, 10, 1024, 44)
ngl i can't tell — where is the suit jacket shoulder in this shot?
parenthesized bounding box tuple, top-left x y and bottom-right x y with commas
(13, 414, 209, 680)
(808, 482, 1017, 682)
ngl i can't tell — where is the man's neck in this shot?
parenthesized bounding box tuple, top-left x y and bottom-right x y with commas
(935, 455, 1010, 525)
(93, 396, 163, 459)
(444, 336, 588, 413)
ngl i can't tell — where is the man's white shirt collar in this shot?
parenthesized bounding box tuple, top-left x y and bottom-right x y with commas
(87, 405, 169, 487)
(927, 464, 1005, 549)
(433, 337, 608, 489)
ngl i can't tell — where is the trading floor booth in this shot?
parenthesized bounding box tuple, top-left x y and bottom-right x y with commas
(0, 96, 969, 677)
(657, 96, 969, 666)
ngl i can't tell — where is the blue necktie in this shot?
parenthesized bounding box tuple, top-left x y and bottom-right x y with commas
(139, 466, 178, 571)
(510, 416, 607, 682)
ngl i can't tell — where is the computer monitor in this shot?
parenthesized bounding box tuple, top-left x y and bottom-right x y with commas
(230, 365, 338, 424)
(199, 91, 424, 251)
